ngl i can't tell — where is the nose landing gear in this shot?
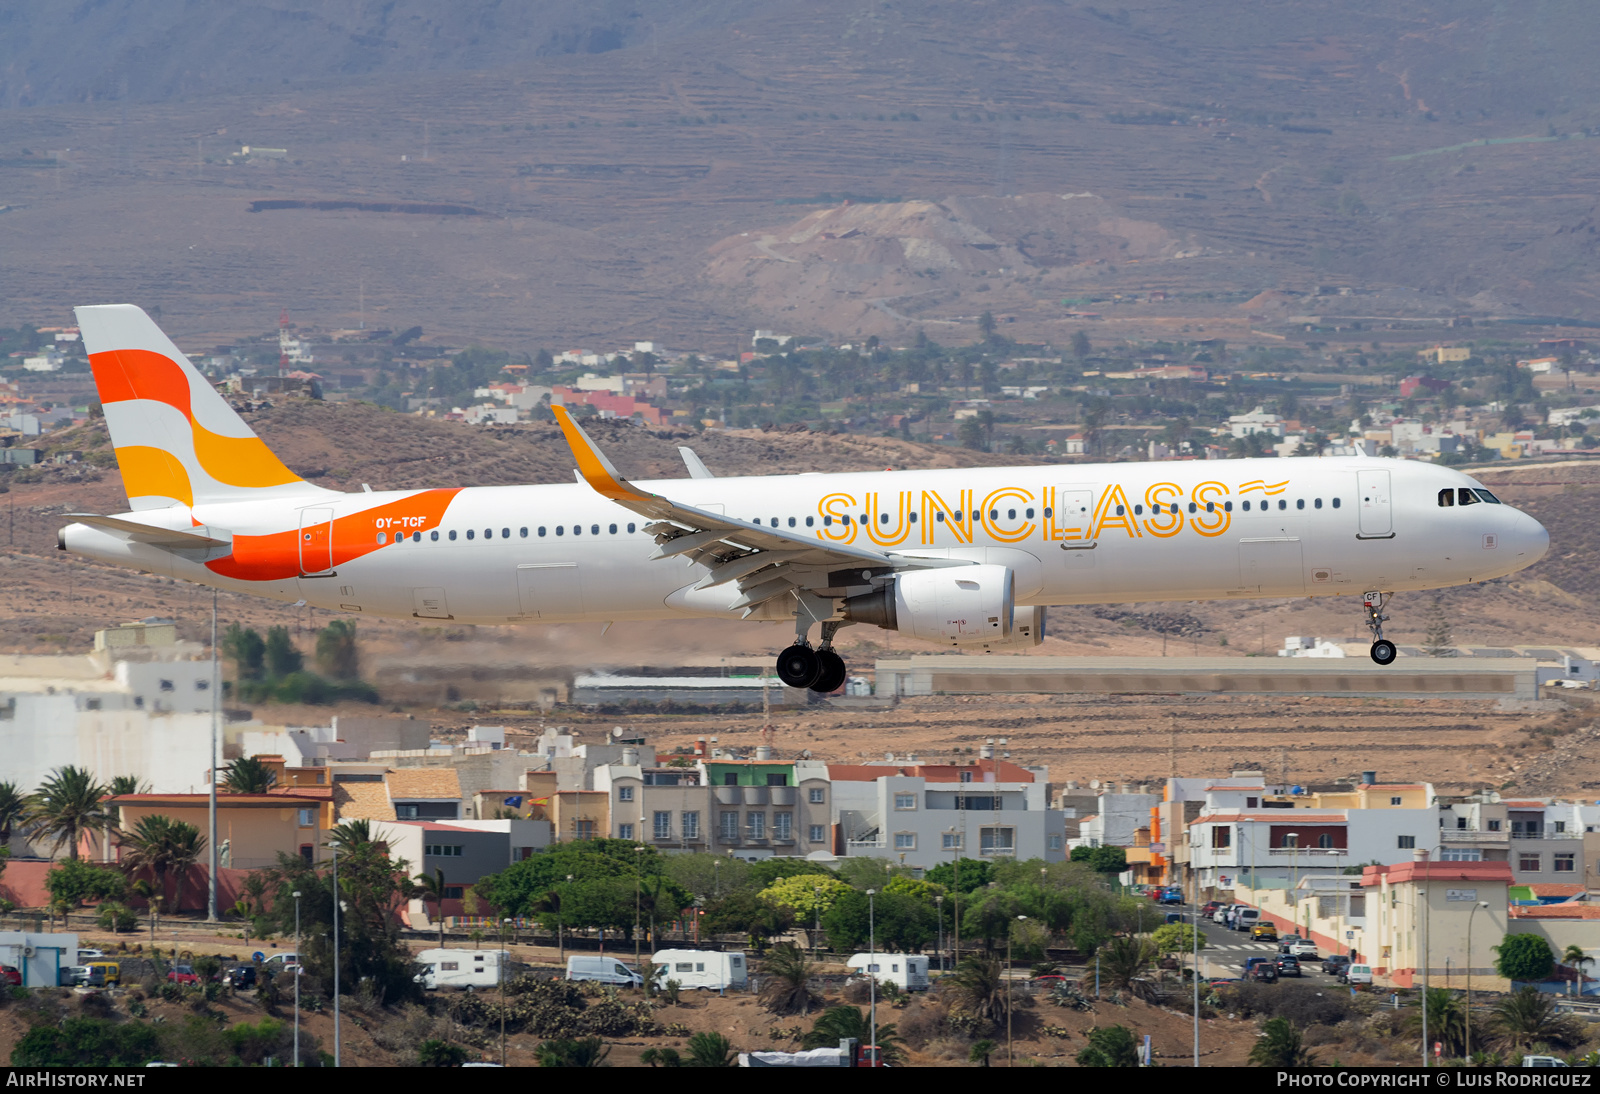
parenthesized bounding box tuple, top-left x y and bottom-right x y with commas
(1363, 591, 1397, 665)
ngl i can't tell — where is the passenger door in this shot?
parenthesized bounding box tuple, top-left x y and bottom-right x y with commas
(1356, 469, 1393, 538)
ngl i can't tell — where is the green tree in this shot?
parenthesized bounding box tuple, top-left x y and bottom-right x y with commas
(1562, 944, 1593, 981)
(11, 1017, 162, 1067)
(757, 943, 821, 1016)
(1495, 934, 1556, 983)
(222, 624, 266, 681)
(1150, 922, 1206, 955)
(969, 1039, 995, 1066)
(1072, 329, 1091, 361)
(1077, 1024, 1140, 1067)
(417, 1039, 469, 1067)
(800, 1005, 905, 1065)
(264, 626, 303, 678)
(823, 887, 936, 953)
(414, 867, 448, 950)
(105, 775, 150, 800)
(640, 1047, 682, 1067)
(1406, 987, 1467, 1058)
(685, 1031, 737, 1067)
(28, 765, 112, 860)
(744, 858, 837, 889)
(1249, 1017, 1316, 1067)
(1096, 935, 1154, 990)
(978, 310, 997, 341)
(702, 888, 793, 947)
(222, 756, 278, 794)
(315, 620, 360, 679)
(43, 859, 126, 907)
(923, 859, 991, 893)
(760, 875, 852, 920)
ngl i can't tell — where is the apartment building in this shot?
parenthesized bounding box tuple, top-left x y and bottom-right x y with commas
(829, 758, 1065, 870)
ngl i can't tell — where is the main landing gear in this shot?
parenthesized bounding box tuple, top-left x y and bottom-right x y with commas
(1363, 591, 1397, 666)
(776, 618, 850, 694)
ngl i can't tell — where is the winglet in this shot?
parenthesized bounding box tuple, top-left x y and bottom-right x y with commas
(551, 404, 652, 503)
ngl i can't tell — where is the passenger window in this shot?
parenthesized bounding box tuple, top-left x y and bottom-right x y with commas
(860, 513, 868, 524)
(1007, 509, 1016, 520)
(467, 529, 475, 540)
(971, 510, 980, 521)
(486, 528, 494, 538)
(610, 523, 618, 534)
(502, 528, 510, 538)
(1044, 507, 1052, 518)
(1114, 505, 1124, 516)
(1224, 501, 1232, 512)
(952, 510, 962, 522)
(806, 516, 815, 527)
(908, 511, 918, 523)
(1296, 499, 1305, 510)
(1206, 501, 1214, 513)
(1314, 498, 1322, 509)
(788, 517, 796, 527)
(1475, 489, 1501, 504)
(412, 531, 421, 542)
(1171, 504, 1180, 515)
(628, 523, 636, 532)
(520, 527, 528, 538)
(881, 513, 889, 524)
(1332, 498, 1341, 508)
(935, 511, 945, 522)
(1133, 505, 1143, 516)
(1278, 499, 1287, 511)
(1187, 502, 1197, 514)
(556, 526, 564, 536)
(431, 531, 439, 541)
(573, 525, 582, 535)
(1458, 488, 1479, 506)
(1025, 508, 1034, 519)
(538, 527, 547, 537)
(375, 532, 385, 545)
(823, 516, 832, 526)
(449, 530, 458, 541)
(1242, 500, 1251, 511)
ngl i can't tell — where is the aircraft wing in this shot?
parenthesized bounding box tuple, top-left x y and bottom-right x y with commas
(551, 406, 967, 612)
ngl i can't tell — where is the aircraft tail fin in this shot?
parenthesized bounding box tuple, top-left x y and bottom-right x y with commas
(76, 304, 331, 511)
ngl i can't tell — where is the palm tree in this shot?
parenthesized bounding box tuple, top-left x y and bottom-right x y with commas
(1250, 1017, 1318, 1067)
(222, 756, 277, 794)
(1096, 935, 1156, 991)
(120, 814, 179, 901)
(28, 766, 111, 860)
(414, 867, 448, 949)
(164, 820, 206, 913)
(639, 1047, 681, 1067)
(535, 1036, 610, 1067)
(969, 1039, 995, 1067)
(800, 1005, 906, 1065)
(1492, 987, 1584, 1051)
(326, 818, 374, 857)
(943, 953, 1009, 1027)
(684, 1031, 738, 1067)
(0, 781, 26, 847)
(1562, 945, 1593, 986)
(757, 943, 821, 1016)
(1406, 987, 1467, 1058)
(106, 776, 150, 799)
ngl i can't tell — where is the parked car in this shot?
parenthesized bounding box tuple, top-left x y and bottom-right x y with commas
(223, 966, 257, 990)
(1199, 901, 1221, 918)
(1247, 962, 1279, 983)
(1523, 1056, 1570, 1068)
(1250, 923, 1279, 942)
(565, 956, 644, 988)
(167, 966, 199, 986)
(1339, 963, 1373, 986)
(1275, 955, 1303, 978)
(1032, 974, 1069, 986)
(1, 965, 22, 987)
(1207, 977, 1240, 988)
(1277, 934, 1303, 953)
(262, 953, 299, 972)
(1321, 955, 1352, 977)
(1234, 909, 1261, 933)
(1157, 887, 1184, 905)
(76, 949, 107, 961)
(1289, 940, 1319, 960)
(61, 966, 91, 987)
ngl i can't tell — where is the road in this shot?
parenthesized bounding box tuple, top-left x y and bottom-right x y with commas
(1187, 907, 1350, 984)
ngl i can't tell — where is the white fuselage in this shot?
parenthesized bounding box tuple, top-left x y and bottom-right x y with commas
(61, 456, 1548, 627)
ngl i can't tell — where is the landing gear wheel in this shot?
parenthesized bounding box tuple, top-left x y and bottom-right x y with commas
(776, 644, 821, 689)
(1361, 591, 1395, 667)
(1369, 640, 1397, 666)
(810, 649, 847, 694)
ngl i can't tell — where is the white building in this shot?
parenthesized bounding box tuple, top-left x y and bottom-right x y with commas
(0, 931, 77, 988)
(1279, 636, 1347, 658)
(829, 758, 1066, 869)
(1227, 406, 1284, 439)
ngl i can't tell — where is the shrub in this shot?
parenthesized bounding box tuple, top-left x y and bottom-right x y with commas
(1076, 1024, 1139, 1067)
(1495, 934, 1555, 983)
(11, 1017, 161, 1067)
(418, 1039, 469, 1067)
(95, 902, 137, 932)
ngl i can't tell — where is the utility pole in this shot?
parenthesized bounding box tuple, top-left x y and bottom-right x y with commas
(207, 589, 219, 921)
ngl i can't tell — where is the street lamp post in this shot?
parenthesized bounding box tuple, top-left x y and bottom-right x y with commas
(1466, 900, 1488, 1060)
(561, 874, 573, 965)
(500, 918, 511, 1067)
(934, 895, 944, 973)
(946, 825, 962, 966)
(292, 890, 301, 1067)
(866, 889, 878, 1067)
(813, 885, 822, 961)
(1009, 915, 1027, 1066)
(332, 848, 341, 1068)
(634, 845, 645, 970)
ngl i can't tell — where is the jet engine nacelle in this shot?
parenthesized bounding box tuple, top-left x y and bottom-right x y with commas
(982, 605, 1045, 650)
(843, 564, 1015, 647)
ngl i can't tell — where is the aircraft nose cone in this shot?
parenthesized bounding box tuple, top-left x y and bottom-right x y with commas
(1517, 510, 1550, 564)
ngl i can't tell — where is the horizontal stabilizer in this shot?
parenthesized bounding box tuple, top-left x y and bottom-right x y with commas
(64, 513, 233, 550)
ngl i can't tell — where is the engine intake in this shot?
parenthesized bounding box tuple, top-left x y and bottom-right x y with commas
(843, 564, 1015, 647)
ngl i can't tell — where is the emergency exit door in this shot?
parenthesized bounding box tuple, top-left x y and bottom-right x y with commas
(299, 508, 334, 575)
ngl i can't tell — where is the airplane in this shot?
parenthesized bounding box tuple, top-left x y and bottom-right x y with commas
(58, 304, 1550, 691)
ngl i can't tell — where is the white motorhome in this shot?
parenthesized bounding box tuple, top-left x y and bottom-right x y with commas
(847, 953, 930, 992)
(651, 949, 748, 991)
(566, 955, 644, 987)
(414, 948, 509, 991)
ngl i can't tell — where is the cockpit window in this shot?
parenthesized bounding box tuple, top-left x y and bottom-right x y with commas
(1474, 489, 1502, 504)
(1457, 488, 1480, 507)
(1438, 489, 1454, 508)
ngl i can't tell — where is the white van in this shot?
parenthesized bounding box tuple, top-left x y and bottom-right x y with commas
(1340, 963, 1373, 986)
(415, 948, 509, 991)
(1235, 909, 1260, 933)
(847, 953, 930, 992)
(566, 955, 645, 987)
(652, 949, 747, 991)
